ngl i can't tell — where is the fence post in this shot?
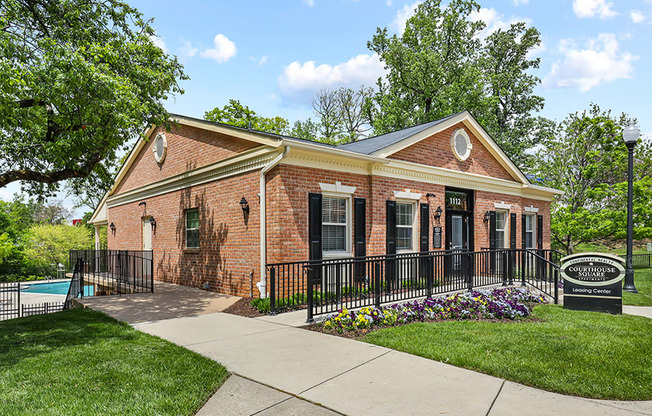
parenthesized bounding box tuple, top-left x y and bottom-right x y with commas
(467, 252, 473, 292)
(17, 282, 21, 318)
(426, 255, 433, 299)
(80, 260, 84, 299)
(521, 250, 526, 287)
(374, 262, 381, 308)
(554, 269, 559, 305)
(151, 251, 154, 293)
(502, 251, 508, 286)
(269, 267, 276, 316)
(306, 266, 314, 324)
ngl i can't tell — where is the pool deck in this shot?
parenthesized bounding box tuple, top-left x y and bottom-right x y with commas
(74, 281, 241, 324)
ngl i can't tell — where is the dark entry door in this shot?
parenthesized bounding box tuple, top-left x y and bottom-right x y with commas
(443, 187, 474, 281)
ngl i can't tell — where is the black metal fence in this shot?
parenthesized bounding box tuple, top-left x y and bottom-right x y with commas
(267, 248, 561, 320)
(22, 302, 65, 317)
(0, 282, 20, 321)
(68, 250, 154, 295)
(633, 253, 652, 268)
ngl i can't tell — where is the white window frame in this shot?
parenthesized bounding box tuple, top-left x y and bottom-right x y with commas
(185, 208, 199, 249)
(524, 213, 536, 249)
(495, 210, 509, 249)
(321, 193, 352, 259)
(396, 200, 418, 253)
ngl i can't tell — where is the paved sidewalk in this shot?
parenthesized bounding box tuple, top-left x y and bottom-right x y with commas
(624, 305, 652, 319)
(133, 312, 652, 416)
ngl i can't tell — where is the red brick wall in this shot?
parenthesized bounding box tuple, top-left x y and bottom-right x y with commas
(390, 123, 515, 181)
(108, 170, 261, 297)
(115, 124, 258, 194)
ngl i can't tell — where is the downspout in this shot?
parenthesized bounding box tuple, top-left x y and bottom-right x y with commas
(257, 145, 290, 298)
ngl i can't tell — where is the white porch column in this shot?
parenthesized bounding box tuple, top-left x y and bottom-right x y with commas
(94, 225, 101, 250)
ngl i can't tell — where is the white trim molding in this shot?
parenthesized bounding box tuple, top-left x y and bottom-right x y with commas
(393, 189, 422, 200)
(451, 128, 472, 162)
(524, 206, 539, 213)
(319, 181, 356, 194)
(494, 201, 512, 210)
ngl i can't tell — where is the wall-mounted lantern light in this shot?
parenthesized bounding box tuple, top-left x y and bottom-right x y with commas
(149, 216, 157, 231)
(426, 192, 436, 198)
(483, 211, 491, 223)
(138, 201, 146, 207)
(110, 222, 116, 233)
(240, 197, 250, 215)
(434, 206, 443, 220)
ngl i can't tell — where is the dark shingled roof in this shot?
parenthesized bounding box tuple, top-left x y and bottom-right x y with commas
(336, 112, 464, 155)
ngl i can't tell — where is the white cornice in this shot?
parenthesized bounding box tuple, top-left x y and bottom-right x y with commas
(320, 181, 356, 194)
(394, 190, 422, 200)
(494, 202, 512, 210)
(106, 147, 277, 209)
(524, 206, 540, 213)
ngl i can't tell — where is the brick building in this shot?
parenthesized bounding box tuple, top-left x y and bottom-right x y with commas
(90, 111, 562, 297)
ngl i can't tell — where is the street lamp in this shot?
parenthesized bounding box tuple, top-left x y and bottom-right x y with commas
(622, 122, 639, 293)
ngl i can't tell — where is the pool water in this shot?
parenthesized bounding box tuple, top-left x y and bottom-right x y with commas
(22, 281, 94, 296)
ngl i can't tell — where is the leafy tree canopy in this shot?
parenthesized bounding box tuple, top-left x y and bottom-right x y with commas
(0, 0, 186, 198)
(204, 99, 290, 135)
(532, 104, 652, 253)
(366, 0, 545, 167)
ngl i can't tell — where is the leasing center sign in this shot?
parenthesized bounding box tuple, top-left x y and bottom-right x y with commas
(561, 253, 625, 314)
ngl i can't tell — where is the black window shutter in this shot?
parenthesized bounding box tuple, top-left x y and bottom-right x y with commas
(354, 198, 366, 258)
(489, 211, 497, 250)
(510, 213, 517, 249)
(521, 214, 527, 249)
(537, 214, 544, 249)
(386, 200, 396, 255)
(308, 193, 322, 261)
(354, 198, 366, 282)
(308, 193, 323, 283)
(420, 203, 429, 253)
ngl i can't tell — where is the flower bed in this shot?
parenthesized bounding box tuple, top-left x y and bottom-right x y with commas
(321, 288, 546, 333)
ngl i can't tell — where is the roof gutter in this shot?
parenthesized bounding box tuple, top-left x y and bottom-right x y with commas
(257, 146, 291, 298)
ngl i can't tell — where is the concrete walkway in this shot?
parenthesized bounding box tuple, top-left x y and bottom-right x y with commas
(76, 281, 240, 324)
(132, 311, 652, 416)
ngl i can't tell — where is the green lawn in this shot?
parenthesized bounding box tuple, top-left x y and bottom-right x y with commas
(623, 268, 652, 306)
(363, 305, 652, 400)
(0, 309, 228, 416)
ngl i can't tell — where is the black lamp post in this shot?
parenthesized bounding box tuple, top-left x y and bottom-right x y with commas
(622, 122, 639, 293)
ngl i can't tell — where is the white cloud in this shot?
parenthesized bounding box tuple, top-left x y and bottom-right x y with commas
(200, 34, 237, 63)
(513, 0, 529, 5)
(150, 35, 168, 53)
(543, 34, 638, 92)
(259, 55, 268, 66)
(303, 0, 315, 6)
(572, 0, 617, 19)
(278, 53, 386, 103)
(469, 7, 531, 38)
(179, 40, 197, 57)
(386, 0, 393, 5)
(630, 10, 645, 23)
(391, 1, 422, 34)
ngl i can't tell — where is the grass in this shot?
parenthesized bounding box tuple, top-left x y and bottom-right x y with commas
(623, 268, 652, 306)
(363, 305, 652, 400)
(0, 308, 229, 416)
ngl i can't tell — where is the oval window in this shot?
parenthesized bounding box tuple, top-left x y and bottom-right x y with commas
(451, 129, 472, 161)
(153, 133, 167, 163)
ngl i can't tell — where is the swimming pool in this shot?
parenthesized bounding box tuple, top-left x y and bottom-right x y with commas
(22, 281, 94, 296)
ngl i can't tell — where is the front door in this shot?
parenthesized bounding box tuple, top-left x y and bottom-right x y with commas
(444, 188, 474, 280)
(141, 217, 153, 278)
(142, 217, 152, 250)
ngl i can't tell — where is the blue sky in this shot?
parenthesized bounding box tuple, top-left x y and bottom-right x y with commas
(3, 0, 651, 216)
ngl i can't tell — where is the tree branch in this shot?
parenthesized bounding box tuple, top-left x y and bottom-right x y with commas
(0, 152, 103, 188)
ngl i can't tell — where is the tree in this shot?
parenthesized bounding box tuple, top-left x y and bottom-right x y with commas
(204, 99, 290, 135)
(312, 87, 373, 143)
(532, 104, 652, 253)
(312, 89, 342, 142)
(23, 223, 92, 270)
(0, 0, 186, 198)
(289, 118, 321, 142)
(366, 0, 545, 167)
(476, 23, 545, 168)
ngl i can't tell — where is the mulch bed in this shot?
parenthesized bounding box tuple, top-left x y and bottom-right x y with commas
(222, 297, 265, 318)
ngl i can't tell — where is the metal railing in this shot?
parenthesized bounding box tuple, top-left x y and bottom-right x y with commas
(68, 250, 154, 295)
(267, 248, 560, 321)
(0, 282, 20, 321)
(633, 253, 652, 268)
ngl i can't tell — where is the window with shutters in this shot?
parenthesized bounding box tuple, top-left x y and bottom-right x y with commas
(524, 214, 535, 249)
(396, 202, 416, 251)
(495, 211, 508, 248)
(185, 209, 199, 249)
(322, 196, 350, 255)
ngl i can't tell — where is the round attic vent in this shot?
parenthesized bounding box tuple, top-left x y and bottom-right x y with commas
(153, 133, 167, 163)
(451, 129, 472, 162)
